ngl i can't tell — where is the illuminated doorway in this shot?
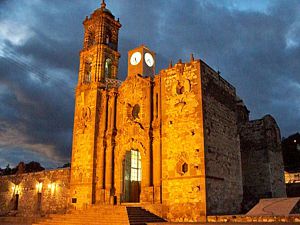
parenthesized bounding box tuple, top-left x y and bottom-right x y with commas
(123, 150, 141, 202)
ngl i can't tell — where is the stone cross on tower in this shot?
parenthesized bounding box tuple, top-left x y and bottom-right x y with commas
(101, 0, 106, 8)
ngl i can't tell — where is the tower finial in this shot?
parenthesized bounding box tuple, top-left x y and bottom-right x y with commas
(101, 0, 106, 8)
(190, 53, 194, 62)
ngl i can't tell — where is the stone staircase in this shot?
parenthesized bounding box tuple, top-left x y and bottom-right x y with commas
(0, 216, 42, 225)
(126, 207, 166, 225)
(32, 205, 130, 225)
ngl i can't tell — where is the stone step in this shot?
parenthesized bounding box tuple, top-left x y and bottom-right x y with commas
(33, 205, 130, 225)
(126, 207, 166, 225)
(0, 216, 43, 225)
(34, 221, 128, 225)
(31, 205, 166, 225)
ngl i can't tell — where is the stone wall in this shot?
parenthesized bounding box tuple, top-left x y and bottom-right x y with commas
(70, 84, 101, 208)
(207, 215, 300, 223)
(159, 60, 206, 222)
(200, 61, 243, 215)
(0, 168, 70, 217)
(239, 115, 286, 211)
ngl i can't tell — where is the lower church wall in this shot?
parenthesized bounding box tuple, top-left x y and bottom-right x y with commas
(0, 168, 70, 217)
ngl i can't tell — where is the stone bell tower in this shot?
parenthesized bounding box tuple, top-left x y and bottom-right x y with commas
(79, 0, 121, 84)
(70, 0, 121, 208)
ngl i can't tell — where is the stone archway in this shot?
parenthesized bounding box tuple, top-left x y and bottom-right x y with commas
(122, 149, 142, 202)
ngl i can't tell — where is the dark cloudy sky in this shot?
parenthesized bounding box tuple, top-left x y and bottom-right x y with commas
(0, 0, 299, 168)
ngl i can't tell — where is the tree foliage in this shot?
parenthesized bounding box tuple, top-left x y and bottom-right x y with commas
(0, 161, 45, 176)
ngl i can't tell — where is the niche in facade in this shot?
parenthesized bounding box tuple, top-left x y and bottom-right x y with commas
(132, 104, 140, 120)
(176, 159, 189, 175)
(84, 61, 92, 83)
(176, 81, 185, 95)
(175, 79, 191, 95)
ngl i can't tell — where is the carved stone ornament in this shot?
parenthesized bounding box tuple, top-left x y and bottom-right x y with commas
(173, 79, 191, 96)
(79, 106, 91, 133)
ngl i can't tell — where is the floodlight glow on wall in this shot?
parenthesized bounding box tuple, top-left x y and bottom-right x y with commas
(36, 182, 43, 193)
(12, 184, 20, 195)
(48, 183, 56, 193)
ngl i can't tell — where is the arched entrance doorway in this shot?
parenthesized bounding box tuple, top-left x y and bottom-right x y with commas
(122, 149, 141, 202)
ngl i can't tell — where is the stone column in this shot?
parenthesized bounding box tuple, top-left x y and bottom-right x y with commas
(105, 89, 118, 204)
(153, 78, 162, 203)
(111, 90, 118, 203)
(141, 81, 153, 203)
(152, 123, 161, 203)
(105, 94, 112, 203)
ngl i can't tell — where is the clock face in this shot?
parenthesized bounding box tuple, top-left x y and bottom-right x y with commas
(145, 53, 154, 67)
(130, 52, 142, 65)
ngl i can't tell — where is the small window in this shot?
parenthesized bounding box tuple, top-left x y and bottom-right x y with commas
(105, 58, 112, 78)
(176, 160, 189, 175)
(106, 35, 110, 44)
(132, 104, 140, 120)
(182, 163, 188, 174)
(130, 150, 141, 181)
(104, 30, 112, 46)
(87, 31, 95, 47)
(84, 61, 92, 83)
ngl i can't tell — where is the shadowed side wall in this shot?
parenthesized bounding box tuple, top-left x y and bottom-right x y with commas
(239, 115, 286, 210)
(200, 61, 243, 215)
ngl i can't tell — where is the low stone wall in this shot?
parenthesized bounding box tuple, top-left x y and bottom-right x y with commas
(207, 215, 300, 223)
(0, 168, 70, 217)
(149, 215, 300, 224)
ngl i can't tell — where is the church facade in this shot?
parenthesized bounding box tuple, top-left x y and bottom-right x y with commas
(70, 1, 285, 221)
(0, 1, 286, 222)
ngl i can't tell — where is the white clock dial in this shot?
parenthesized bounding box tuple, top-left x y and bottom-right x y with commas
(145, 53, 154, 67)
(130, 52, 142, 65)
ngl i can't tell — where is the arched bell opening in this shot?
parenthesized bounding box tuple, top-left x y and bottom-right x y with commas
(122, 149, 141, 202)
(104, 58, 112, 79)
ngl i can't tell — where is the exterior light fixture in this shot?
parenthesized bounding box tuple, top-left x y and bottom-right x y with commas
(36, 182, 43, 193)
(48, 183, 56, 193)
(12, 184, 20, 195)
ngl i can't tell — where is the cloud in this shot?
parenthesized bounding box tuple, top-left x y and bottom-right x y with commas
(0, 121, 61, 161)
(0, 0, 299, 168)
(0, 20, 34, 46)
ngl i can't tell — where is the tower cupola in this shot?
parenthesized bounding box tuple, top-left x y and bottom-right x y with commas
(78, 0, 121, 86)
